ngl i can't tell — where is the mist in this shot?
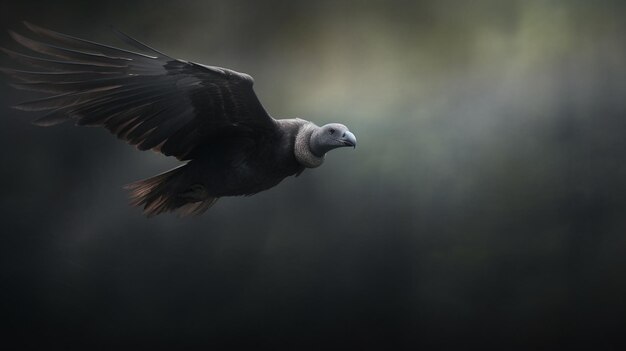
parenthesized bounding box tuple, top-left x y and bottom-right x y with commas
(1, 1, 625, 349)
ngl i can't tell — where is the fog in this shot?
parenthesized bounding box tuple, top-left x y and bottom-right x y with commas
(1, 1, 625, 349)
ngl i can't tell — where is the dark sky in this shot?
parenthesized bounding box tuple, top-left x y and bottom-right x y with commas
(1, 0, 626, 349)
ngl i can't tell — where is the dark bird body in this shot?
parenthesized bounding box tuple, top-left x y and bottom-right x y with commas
(1, 23, 356, 216)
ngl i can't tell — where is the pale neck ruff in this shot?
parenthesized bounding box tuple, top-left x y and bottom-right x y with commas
(294, 122, 324, 168)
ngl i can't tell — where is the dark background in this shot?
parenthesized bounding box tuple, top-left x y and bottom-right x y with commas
(1, 0, 625, 349)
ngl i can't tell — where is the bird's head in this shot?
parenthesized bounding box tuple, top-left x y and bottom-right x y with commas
(310, 123, 357, 157)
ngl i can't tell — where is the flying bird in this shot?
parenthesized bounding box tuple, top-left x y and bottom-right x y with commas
(1, 23, 357, 216)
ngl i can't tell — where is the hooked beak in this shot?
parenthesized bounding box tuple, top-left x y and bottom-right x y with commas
(340, 131, 357, 149)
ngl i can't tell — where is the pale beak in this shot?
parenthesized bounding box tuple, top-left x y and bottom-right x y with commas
(340, 131, 357, 148)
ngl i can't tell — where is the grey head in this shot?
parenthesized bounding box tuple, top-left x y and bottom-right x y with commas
(310, 123, 357, 157)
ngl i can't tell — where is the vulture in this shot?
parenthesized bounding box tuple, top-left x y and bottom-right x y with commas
(1, 23, 357, 216)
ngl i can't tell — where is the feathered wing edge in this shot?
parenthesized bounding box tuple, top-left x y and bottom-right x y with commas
(0, 21, 170, 123)
(0, 22, 210, 160)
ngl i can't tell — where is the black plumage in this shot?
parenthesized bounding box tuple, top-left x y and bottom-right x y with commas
(1, 23, 356, 216)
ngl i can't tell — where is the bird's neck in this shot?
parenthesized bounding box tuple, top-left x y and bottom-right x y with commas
(294, 121, 324, 168)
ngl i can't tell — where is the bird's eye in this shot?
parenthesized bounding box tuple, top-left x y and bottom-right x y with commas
(329, 129, 335, 135)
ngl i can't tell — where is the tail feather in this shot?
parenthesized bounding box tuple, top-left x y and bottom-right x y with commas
(124, 164, 218, 217)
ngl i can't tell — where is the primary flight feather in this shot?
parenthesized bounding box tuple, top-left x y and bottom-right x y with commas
(1, 22, 357, 216)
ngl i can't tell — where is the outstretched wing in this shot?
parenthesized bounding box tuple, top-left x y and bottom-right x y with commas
(1, 22, 276, 160)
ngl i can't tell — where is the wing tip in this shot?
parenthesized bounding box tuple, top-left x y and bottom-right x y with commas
(22, 21, 53, 37)
(11, 104, 29, 111)
(7, 29, 21, 41)
(22, 20, 36, 29)
(30, 114, 70, 126)
(30, 119, 54, 127)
